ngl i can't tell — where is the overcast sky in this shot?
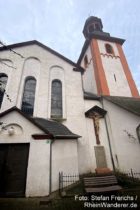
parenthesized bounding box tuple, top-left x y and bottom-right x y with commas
(0, 0, 140, 91)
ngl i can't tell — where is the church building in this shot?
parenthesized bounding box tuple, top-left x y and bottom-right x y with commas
(0, 16, 140, 197)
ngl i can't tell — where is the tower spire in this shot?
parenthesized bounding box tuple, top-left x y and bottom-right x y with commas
(83, 16, 103, 39)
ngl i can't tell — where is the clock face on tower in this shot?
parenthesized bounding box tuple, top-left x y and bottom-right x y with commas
(136, 124, 140, 142)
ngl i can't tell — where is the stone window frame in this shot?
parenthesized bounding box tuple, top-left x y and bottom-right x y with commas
(105, 43, 114, 55)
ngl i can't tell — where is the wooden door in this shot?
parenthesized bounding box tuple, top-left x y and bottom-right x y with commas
(0, 144, 29, 197)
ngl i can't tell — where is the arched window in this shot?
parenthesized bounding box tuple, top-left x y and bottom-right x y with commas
(105, 44, 114, 54)
(136, 124, 140, 143)
(94, 23, 100, 30)
(88, 23, 100, 33)
(51, 80, 62, 118)
(88, 24, 95, 33)
(21, 77, 36, 116)
(0, 73, 8, 108)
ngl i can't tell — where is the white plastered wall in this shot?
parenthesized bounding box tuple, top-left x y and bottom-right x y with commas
(16, 57, 41, 117)
(0, 110, 50, 197)
(103, 99, 140, 172)
(80, 45, 98, 94)
(84, 99, 113, 171)
(0, 110, 81, 196)
(0, 43, 106, 176)
(63, 75, 91, 174)
(48, 66, 66, 119)
(97, 40, 132, 97)
(51, 140, 79, 192)
(0, 43, 93, 188)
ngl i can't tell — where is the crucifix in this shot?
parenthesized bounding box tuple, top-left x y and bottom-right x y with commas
(93, 115, 100, 145)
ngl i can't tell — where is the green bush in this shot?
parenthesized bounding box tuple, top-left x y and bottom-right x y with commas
(115, 170, 140, 188)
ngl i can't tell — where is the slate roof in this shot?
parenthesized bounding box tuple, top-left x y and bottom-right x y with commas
(104, 96, 140, 116)
(85, 105, 107, 118)
(0, 107, 80, 139)
(33, 117, 81, 139)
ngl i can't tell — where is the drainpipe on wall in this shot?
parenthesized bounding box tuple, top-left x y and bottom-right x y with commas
(49, 139, 54, 195)
(100, 97, 116, 171)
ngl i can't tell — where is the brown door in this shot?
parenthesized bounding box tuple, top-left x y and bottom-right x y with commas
(0, 144, 29, 197)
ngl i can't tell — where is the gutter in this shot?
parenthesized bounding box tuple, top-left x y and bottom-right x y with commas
(54, 135, 81, 139)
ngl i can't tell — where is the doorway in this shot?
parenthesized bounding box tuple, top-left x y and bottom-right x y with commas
(0, 143, 29, 197)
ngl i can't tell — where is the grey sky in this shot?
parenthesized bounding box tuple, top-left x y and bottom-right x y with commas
(0, 0, 140, 91)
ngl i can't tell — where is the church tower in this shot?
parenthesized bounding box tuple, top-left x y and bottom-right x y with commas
(78, 16, 139, 97)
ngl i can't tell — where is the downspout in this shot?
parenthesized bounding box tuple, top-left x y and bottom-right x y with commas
(100, 97, 115, 171)
(49, 139, 54, 195)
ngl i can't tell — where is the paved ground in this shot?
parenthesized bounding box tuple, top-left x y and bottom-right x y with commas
(0, 187, 140, 210)
(0, 197, 53, 210)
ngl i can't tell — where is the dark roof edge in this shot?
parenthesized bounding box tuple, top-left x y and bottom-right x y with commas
(0, 107, 81, 139)
(32, 134, 53, 140)
(73, 67, 85, 74)
(84, 95, 100, 100)
(77, 40, 89, 65)
(0, 40, 82, 71)
(85, 105, 107, 118)
(0, 106, 51, 135)
(91, 34, 125, 45)
(84, 91, 101, 100)
(54, 135, 81, 139)
(77, 35, 125, 65)
(103, 96, 140, 116)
